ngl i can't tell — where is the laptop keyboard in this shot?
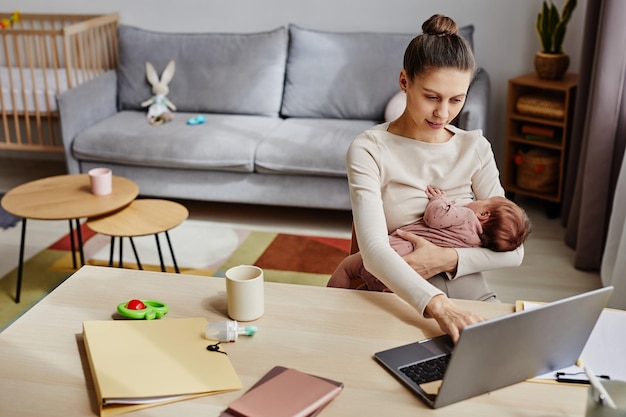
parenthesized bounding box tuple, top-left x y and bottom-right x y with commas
(400, 354, 451, 385)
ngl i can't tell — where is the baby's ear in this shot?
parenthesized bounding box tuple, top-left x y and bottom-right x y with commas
(145, 62, 159, 86)
(478, 209, 491, 220)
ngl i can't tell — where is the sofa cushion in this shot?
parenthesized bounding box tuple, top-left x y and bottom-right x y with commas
(117, 25, 288, 117)
(255, 118, 377, 177)
(280, 24, 474, 121)
(384, 91, 406, 122)
(72, 112, 282, 173)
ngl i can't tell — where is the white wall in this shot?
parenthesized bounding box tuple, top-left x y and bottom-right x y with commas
(11, 0, 587, 166)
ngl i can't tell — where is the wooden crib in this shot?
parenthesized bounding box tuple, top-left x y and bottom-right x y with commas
(0, 12, 119, 153)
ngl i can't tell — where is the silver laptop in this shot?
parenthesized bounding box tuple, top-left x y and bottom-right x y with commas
(374, 286, 614, 408)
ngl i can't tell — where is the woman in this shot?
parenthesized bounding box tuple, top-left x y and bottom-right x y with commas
(335, 14, 523, 342)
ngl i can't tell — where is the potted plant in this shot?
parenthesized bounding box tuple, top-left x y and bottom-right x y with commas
(534, 0, 577, 80)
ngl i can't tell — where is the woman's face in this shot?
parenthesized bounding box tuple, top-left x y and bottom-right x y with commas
(399, 68, 472, 141)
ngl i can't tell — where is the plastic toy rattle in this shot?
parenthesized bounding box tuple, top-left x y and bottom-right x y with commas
(0, 11, 19, 30)
(117, 299, 169, 320)
(186, 115, 206, 125)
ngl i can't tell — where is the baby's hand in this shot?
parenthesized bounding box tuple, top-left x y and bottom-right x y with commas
(425, 185, 446, 199)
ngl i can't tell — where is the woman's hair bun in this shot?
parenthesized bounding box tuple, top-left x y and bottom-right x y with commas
(403, 13, 475, 78)
(422, 14, 458, 37)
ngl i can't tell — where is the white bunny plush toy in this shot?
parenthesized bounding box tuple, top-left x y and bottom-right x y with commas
(141, 60, 176, 125)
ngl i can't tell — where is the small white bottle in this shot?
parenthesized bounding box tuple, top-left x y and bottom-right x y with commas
(205, 320, 257, 342)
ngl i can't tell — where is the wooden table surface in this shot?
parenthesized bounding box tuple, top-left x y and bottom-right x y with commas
(0, 266, 589, 416)
(1, 174, 139, 220)
(87, 199, 189, 237)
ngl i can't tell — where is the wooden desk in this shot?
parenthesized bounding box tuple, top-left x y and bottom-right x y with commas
(0, 266, 588, 416)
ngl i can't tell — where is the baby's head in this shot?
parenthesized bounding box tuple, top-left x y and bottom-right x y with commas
(467, 196, 531, 252)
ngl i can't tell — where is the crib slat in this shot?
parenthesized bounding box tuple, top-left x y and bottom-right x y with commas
(36, 34, 51, 146)
(25, 34, 39, 146)
(0, 35, 10, 146)
(11, 33, 26, 145)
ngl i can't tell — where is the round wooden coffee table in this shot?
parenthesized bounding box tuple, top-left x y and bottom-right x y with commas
(87, 199, 189, 273)
(1, 174, 139, 302)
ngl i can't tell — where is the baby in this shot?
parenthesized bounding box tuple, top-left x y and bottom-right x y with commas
(328, 185, 531, 291)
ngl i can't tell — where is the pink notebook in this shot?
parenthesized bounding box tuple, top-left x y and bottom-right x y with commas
(225, 367, 343, 417)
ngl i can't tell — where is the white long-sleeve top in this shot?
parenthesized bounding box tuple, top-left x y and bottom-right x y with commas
(347, 123, 523, 314)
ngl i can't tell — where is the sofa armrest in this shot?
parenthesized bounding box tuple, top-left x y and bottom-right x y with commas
(57, 70, 119, 173)
(457, 68, 490, 135)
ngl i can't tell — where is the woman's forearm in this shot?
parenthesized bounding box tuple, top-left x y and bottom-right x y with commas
(396, 229, 524, 279)
(453, 245, 524, 278)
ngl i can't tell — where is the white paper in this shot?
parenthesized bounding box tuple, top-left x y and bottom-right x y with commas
(523, 302, 626, 381)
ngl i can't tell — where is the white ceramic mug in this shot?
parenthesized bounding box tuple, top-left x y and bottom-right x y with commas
(88, 167, 112, 196)
(225, 265, 264, 321)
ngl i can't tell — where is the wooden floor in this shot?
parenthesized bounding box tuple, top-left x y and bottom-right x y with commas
(0, 157, 601, 304)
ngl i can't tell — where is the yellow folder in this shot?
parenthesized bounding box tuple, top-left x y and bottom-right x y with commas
(82, 317, 242, 416)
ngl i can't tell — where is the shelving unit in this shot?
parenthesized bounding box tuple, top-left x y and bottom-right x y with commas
(503, 72, 578, 211)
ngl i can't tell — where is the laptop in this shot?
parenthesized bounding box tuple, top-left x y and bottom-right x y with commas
(374, 286, 614, 408)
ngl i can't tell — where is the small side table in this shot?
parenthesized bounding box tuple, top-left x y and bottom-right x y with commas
(87, 199, 189, 273)
(1, 174, 139, 303)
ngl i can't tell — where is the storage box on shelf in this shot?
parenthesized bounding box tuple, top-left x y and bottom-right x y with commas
(504, 72, 578, 209)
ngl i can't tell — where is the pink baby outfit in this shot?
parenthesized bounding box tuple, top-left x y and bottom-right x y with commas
(355, 196, 482, 291)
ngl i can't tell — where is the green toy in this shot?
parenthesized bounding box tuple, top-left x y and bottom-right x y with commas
(117, 299, 169, 320)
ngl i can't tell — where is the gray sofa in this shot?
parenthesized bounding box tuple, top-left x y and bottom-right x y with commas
(57, 24, 490, 211)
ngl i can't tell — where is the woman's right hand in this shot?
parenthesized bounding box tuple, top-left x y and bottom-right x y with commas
(424, 294, 484, 343)
(396, 229, 458, 278)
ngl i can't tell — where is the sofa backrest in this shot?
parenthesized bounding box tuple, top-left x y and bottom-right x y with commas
(280, 24, 474, 121)
(116, 23, 474, 122)
(116, 25, 288, 117)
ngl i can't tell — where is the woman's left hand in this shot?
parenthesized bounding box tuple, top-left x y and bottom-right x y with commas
(396, 229, 458, 279)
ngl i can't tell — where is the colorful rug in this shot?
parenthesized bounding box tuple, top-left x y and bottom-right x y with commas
(0, 220, 350, 330)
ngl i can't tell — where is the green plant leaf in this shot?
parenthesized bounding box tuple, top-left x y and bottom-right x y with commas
(553, 22, 567, 54)
(561, 0, 577, 23)
(536, 0, 577, 54)
(538, 0, 554, 52)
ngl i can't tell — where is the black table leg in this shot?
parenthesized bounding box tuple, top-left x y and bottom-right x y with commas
(118, 237, 124, 268)
(15, 218, 27, 303)
(75, 219, 85, 266)
(68, 220, 77, 269)
(155, 234, 166, 272)
(165, 231, 180, 274)
(129, 237, 143, 270)
(108, 236, 115, 267)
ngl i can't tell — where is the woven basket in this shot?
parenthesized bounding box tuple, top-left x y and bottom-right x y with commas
(515, 148, 559, 193)
(516, 95, 565, 120)
(534, 52, 569, 80)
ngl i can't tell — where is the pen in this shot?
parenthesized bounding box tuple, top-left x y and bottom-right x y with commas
(577, 359, 617, 409)
(556, 372, 610, 384)
(557, 378, 590, 384)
